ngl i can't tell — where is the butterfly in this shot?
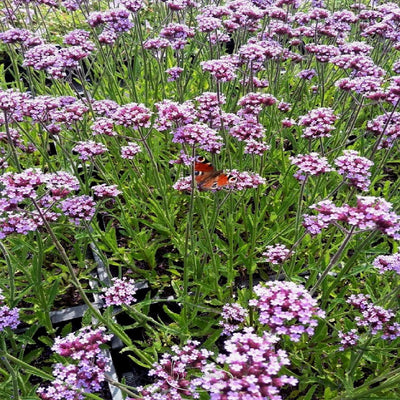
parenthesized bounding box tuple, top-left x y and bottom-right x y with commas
(194, 156, 237, 191)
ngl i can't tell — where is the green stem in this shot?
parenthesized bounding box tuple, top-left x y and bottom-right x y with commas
(310, 226, 356, 296)
(30, 199, 133, 347)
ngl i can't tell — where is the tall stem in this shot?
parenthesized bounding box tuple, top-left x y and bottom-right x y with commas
(310, 226, 356, 296)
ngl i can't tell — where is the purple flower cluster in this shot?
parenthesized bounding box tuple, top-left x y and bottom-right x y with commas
(88, 8, 134, 45)
(196, 328, 298, 400)
(366, 112, 400, 149)
(250, 281, 326, 342)
(224, 170, 266, 190)
(23, 43, 92, 79)
(290, 152, 334, 181)
(334, 150, 373, 191)
(338, 329, 359, 351)
(0, 167, 85, 237)
(91, 117, 117, 136)
(237, 92, 277, 118)
(244, 138, 270, 155)
(373, 253, 400, 275)
(0, 289, 20, 332)
(37, 327, 112, 400)
(263, 243, 291, 264)
(101, 277, 137, 306)
(160, 23, 195, 49)
(298, 107, 338, 139)
(219, 303, 248, 335)
(347, 294, 400, 340)
(72, 140, 107, 160)
(304, 196, 400, 239)
(121, 142, 142, 159)
(201, 57, 237, 82)
(155, 99, 196, 131)
(137, 340, 211, 400)
(166, 66, 184, 81)
(112, 103, 152, 129)
(92, 184, 121, 199)
(172, 123, 224, 153)
(60, 195, 96, 225)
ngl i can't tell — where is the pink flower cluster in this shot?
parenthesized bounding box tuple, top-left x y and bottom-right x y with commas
(72, 140, 108, 160)
(373, 253, 400, 275)
(172, 123, 224, 153)
(196, 328, 298, 400)
(250, 281, 326, 342)
(304, 196, 400, 239)
(263, 243, 292, 264)
(290, 152, 334, 181)
(37, 327, 112, 400)
(60, 195, 96, 225)
(334, 150, 373, 191)
(0, 289, 20, 332)
(137, 340, 211, 400)
(219, 303, 248, 335)
(298, 107, 338, 139)
(338, 329, 359, 351)
(101, 277, 137, 306)
(347, 294, 400, 340)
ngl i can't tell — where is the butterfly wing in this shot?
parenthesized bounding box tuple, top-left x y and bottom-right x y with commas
(195, 156, 237, 191)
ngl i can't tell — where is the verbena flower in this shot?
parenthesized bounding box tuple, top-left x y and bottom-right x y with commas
(44, 171, 80, 199)
(91, 117, 117, 136)
(91, 99, 119, 117)
(225, 170, 266, 189)
(172, 176, 193, 192)
(338, 329, 359, 351)
(304, 197, 400, 239)
(305, 43, 340, 62)
(244, 138, 270, 155)
(229, 118, 265, 141)
(297, 69, 317, 80)
(72, 141, 107, 160)
(63, 29, 94, 51)
(172, 123, 224, 153)
(0, 289, 20, 331)
(334, 150, 373, 191)
(366, 112, 400, 149)
(0, 212, 39, 238)
(0, 168, 45, 203)
(298, 107, 338, 139)
(237, 92, 277, 118)
(373, 253, 400, 275)
(347, 294, 400, 340)
(263, 244, 291, 264)
(219, 303, 248, 335)
(155, 99, 196, 131)
(92, 184, 121, 199)
(112, 103, 152, 129)
(121, 142, 141, 159)
(160, 23, 195, 49)
(137, 340, 212, 400)
(196, 328, 298, 399)
(201, 57, 237, 82)
(101, 277, 137, 306)
(60, 195, 96, 225)
(38, 327, 112, 400)
(290, 152, 334, 181)
(166, 66, 183, 81)
(120, 0, 145, 12)
(250, 281, 325, 342)
(195, 92, 226, 128)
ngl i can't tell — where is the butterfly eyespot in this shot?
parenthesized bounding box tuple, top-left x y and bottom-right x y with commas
(211, 182, 218, 189)
(196, 156, 206, 162)
(228, 175, 237, 183)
